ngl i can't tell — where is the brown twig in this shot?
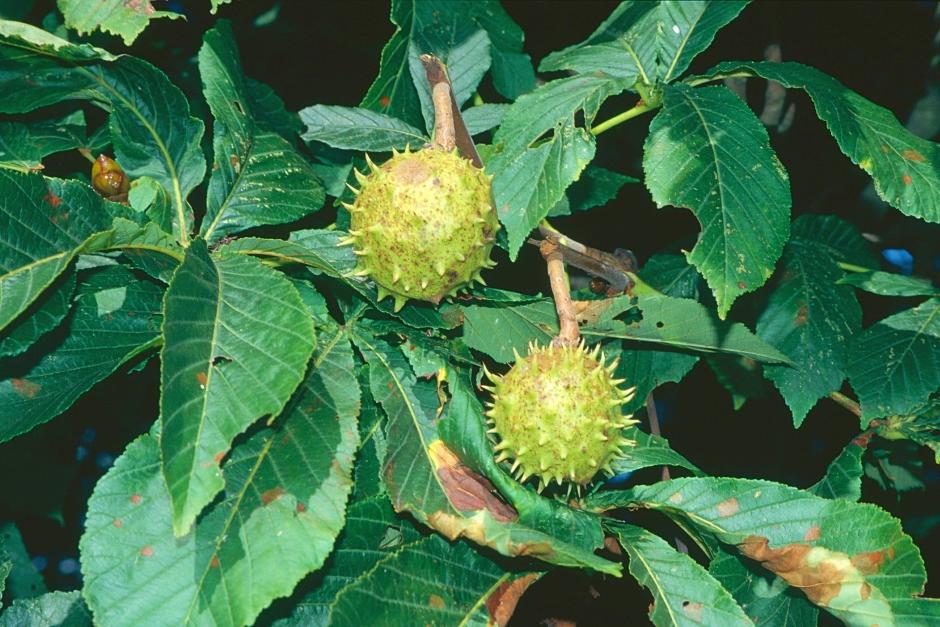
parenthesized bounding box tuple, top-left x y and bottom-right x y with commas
(645, 393, 671, 483)
(829, 391, 863, 418)
(540, 238, 580, 347)
(420, 54, 483, 167)
(533, 223, 636, 293)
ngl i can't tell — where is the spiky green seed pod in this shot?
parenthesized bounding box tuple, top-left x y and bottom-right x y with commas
(344, 147, 499, 311)
(485, 341, 638, 492)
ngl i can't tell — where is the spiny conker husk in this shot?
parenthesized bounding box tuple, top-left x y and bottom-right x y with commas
(342, 146, 499, 311)
(484, 341, 638, 493)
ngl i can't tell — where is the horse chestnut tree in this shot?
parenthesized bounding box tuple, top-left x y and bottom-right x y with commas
(0, 1, 938, 626)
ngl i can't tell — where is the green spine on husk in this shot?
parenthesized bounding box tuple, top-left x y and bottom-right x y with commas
(483, 340, 638, 493)
(341, 146, 499, 311)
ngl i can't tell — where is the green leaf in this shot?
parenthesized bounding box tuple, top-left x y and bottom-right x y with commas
(0, 172, 114, 334)
(461, 299, 557, 363)
(278, 497, 425, 626)
(643, 84, 791, 317)
(846, 298, 940, 420)
(0, 19, 114, 61)
(210, 0, 232, 14)
(757, 215, 873, 426)
(199, 22, 324, 244)
(839, 270, 938, 298)
(809, 434, 870, 501)
(57, 0, 182, 45)
(590, 477, 932, 625)
(0, 266, 162, 443)
(299, 105, 427, 151)
(640, 253, 701, 299)
(361, 0, 532, 127)
(611, 427, 704, 476)
(0, 113, 90, 173)
(462, 103, 509, 136)
(0, 591, 89, 627)
(542, 1, 748, 85)
(582, 294, 791, 364)
(0, 270, 75, 358)
(709, 547, 818, 627)
(82, 324, 359, 626)
(0, 522, 47, 600)
(696, 61, 940, 223)
(159, 241, 316, 535)
(0, 122, 40, 172)
(245, 77, 302, 140)
(610, 523, 752, 626)
(487, 74, 629, 259)
(329, 535, 530, 626)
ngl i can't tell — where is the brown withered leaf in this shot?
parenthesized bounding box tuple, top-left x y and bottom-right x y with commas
(428, 440, 517, 522)
(485, 573, 540, 627)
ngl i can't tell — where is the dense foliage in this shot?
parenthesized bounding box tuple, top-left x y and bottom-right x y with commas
(1, 1, 938, 625)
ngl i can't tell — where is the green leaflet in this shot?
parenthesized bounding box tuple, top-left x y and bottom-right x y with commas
(0, 172, 113, 335)
(809, 434, 870, 501)
(199, 23, 324, 244)
(542, 0, 748, 85)
(839, 270, 938, 298)
(610, 427, 704, 477)
(159, 241, 316, 536)
(581, 294, 791, 364)
(329, 535, 537, 627)
(0, 270, 75, 359)
(361, 0, 533, 128)
(694, 61, 940, 223)
(0, 591, 90, 627)
(709, 548, 819, 627)
(300, 105, 427, 151)
(643, 83, 791, 318)
(610, 523, 753, 626)
(277, 497, 424, 626)
(0, 522, 47, 600)
(487, 74, 628, 259)
(0, 19, 113, 61)
(0, 111, 91, 173)
(57, 0, 182, 45)
(0, 266, 162, 443)
(846, 298, 940, 421)
(82, 324, 359, 627)
(590, 477, 932, 626)
(461, 299, 557, 363)
(757, 215, 874, 426)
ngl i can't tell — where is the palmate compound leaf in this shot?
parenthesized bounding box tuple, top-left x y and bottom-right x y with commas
(81, 321, 360, 627)
(487, 74, 630, 259)
(608, 523, 753, 627)
(351, 328, 620, 574)
(540, 0, 748, 85)
(846, 298, 940, 421)
(160, 241, 316, 536)
(756, 215, 877, 426)
(0, 171, 113, 335)
(56, 0, 182, 46)
(199, 22, 324, 244)
(361, 0, 533, 128)
(328, 535, 540, 627)
(589, 477, 937, 625)
(0, 31, 205, 243)
(695, 61, 940, 223)
(643, 83, 791, 318)
(0, 265, 163, 443)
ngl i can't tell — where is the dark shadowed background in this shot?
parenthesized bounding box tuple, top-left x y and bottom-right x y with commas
(1, 1, 938, 624)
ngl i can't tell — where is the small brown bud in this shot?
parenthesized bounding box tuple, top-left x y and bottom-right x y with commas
(91, 154, 129, 199)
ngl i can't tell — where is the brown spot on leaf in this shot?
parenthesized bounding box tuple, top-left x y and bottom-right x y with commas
(853, 432, 873, 448)
(804, 526, 821, 541)
(11, 378, 40, 399)
(429, 441, 517, 522)
(125, 0, 156, 16)
(296, 502, 307, 513)
(795, 302, 808, 326)
(113, 519, 122, 528)
(682, 601, 703, 622)
(737, 281, 746, 289)
(379, 95, 391, 107)
(214, 451, 225, 464)
(44, 191, 62, 207)
(851, 550, 889, 575)
(860, 582, 871, 599)
(717, 497, 739, 517)
(668, 492, 683, 504)
(140, 545, 154, 557)
(604, 536, 623, 556)
(901, 149, 925, 162)
(428, 594, 445, 609)
(210, 555, 220, 569)
(738, 535, 879, 607)
(902, 174, 912, 185)
(261, 487, 285, 505)
(485, 573, 539, 627)
(130, 494, 142, 505)
(196, 372, 208, 387)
